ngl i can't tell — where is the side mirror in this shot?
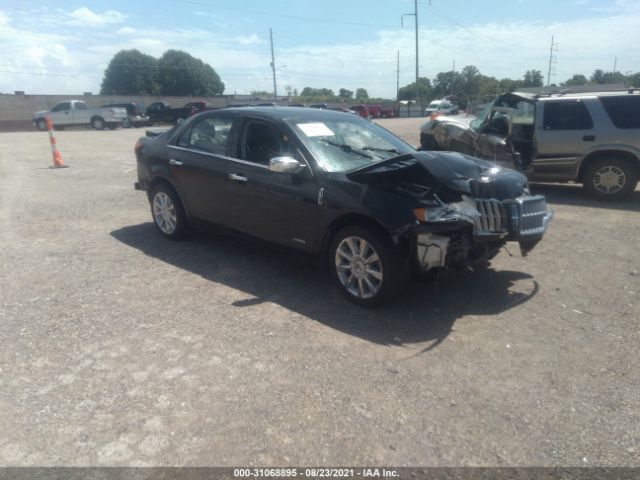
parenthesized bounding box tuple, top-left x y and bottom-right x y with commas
(269, 156, 305, 174)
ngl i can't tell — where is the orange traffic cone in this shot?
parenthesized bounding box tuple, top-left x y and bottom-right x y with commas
(46, 116, 68, 169)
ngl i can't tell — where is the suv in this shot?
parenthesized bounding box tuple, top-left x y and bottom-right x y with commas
(425, 100, 459, 116)
(419, 89, 640, 200)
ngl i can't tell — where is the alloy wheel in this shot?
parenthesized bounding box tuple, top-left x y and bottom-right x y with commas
(153, 192, 177, 234)
(335, 236, 383, 299)
(593, 165, 626, 194)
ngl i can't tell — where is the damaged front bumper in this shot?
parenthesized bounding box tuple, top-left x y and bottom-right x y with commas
(413, 194, 553, 271)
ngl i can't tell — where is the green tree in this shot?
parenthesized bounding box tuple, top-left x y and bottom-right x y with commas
(564, 74, 588, 86)
(355, 88, 369, 101)
(338, 88, 353, 99)
(627, 72, 640, 87)
(523, 70, 544, 87)
(590, 69, 606, 84)
(100, 49, 160, 95)
(397, 78, 432, 101)
(157, 50, 224, 96)
(499, 78, 523, 93)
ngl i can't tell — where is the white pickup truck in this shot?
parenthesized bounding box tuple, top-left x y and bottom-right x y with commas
(33, 100, 128, 131)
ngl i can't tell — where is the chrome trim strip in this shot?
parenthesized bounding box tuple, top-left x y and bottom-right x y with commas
(166, 145, 270, 170)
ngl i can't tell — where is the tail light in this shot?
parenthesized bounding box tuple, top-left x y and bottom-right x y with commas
(134, 140, 143, 154)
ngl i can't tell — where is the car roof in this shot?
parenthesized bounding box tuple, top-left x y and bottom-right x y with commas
(214, 106, 365, 121)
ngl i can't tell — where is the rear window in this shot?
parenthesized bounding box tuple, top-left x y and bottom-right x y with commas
(543, 100, 593, 130)
(600, 96, 640, 129)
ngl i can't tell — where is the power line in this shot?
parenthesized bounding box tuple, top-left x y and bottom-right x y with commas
(167, 0, 394, 28)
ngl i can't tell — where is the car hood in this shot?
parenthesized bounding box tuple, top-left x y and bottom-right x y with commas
(346, 151, 528, 200)
(34, 110, 48, 117)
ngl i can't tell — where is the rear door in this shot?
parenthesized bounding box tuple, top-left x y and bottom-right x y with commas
(166, 113, 238, 223)
(72, 101, 90, 124)
(533, 99, 595, 176)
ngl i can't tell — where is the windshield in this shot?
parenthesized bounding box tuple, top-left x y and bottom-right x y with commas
(288, 117, 416, 172)
(427, 102, 440, 109)
(470, 100, 495, 131)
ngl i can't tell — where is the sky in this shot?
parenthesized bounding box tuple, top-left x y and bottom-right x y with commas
(0, 0, 639, 98)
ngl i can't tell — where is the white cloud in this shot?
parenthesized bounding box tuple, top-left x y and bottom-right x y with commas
(116, 26, 136, 35)
(235, 33, 263, 45)
(66, 7, 126, 26)
(1, 4, 639, 97)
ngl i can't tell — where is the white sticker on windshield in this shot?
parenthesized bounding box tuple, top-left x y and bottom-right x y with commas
(297, 122, 334, 137)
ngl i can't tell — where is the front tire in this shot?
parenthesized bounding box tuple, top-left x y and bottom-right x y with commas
(329, 225, 408, 307)
(583, 157, 639, 201)
(122, 117, 132, 128)
(150, 184, 189, 240)
(91, 116, 105, 130)
(36, 119, 47, 131)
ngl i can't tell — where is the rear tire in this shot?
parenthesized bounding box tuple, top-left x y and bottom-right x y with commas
(91, 116, 105, 130)
(583, 156, 639, 201)
(150, 183, 189, 240)
(329, 225, 408, 307)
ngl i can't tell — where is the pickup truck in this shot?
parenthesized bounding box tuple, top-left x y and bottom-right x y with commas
(145, 101, 196, 125)
(33, 100, 127, 131)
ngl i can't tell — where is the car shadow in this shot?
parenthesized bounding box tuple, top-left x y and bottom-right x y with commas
(530, 182, 640, 212)
(111, 224, 539, 351)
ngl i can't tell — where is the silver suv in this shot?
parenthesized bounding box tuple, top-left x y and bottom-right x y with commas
(419, 89, 640, 200)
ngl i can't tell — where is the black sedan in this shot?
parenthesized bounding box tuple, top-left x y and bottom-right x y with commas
(134, 107, 552, 306)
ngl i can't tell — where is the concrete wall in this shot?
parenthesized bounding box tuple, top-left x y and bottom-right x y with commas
(0, 93, 290, 131)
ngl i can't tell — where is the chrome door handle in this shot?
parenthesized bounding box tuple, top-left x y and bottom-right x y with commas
(228, 173, 248, 182)
(169, 159, 183, 166)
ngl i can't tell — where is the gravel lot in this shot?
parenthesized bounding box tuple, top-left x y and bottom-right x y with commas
(0, 119, 638, 467)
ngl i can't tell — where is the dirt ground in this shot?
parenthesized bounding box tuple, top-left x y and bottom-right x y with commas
(0, 119, 638, 467)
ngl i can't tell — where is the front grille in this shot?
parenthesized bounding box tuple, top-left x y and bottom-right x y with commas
(516, 195, 548, 234)
(474, 199, 507, 233)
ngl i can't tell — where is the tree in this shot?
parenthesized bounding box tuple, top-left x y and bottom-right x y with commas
(590, 69, 606, 84)
(355, 88, 369, 101)
(397, 77, 432, 101)
(338, 88, 353, 99)
(564, 74, 588, 86)
(157, 50, 224, 96)
(523, 70, 544, 87)
(100, 49, 160, 95)
(627, 72, 640, 87)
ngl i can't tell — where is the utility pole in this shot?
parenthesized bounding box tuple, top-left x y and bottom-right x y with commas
(450, 59, 455, 96)
(396, 50, 400, 101)
(401, 0, 422, 115)
(414, 0, 419, 109)
(613, 57, 617, 74)
(547, 35, 558, 86)
(270, 28, 277, 101)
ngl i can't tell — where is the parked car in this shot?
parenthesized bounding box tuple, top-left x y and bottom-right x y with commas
(424, 100, 459, 116)
(184, 101, 215, 113)
(145, 101, 196, 125)
(101, 102, 148, 128)
(419, 89, 640, 200)
(309, 103, 328, 109)
(380, 107, 396, 118)
(368, 105, 383, 118)
(134, 107, 552, 306)
(33, 100, 127, 131)
(350, 104, 370, 119)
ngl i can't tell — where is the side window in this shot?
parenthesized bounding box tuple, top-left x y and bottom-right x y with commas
(243, 121, 291, 165)
(52, 102, 71, 112)
(543, 100, 593, 130)
(600, 96, 640, 129)
(180, 116, 233, 155)
(75, 102, 87, 110)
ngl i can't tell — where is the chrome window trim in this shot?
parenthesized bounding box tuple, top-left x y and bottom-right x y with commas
(167, 144, 270, 170)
